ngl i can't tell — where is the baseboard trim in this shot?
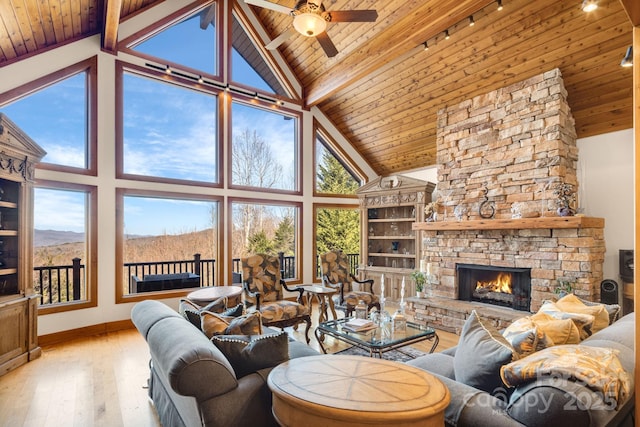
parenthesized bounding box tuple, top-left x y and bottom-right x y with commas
(39, 319, 135, 347)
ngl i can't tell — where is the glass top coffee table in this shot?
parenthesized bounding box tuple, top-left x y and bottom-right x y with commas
(315, 317, 438, 358)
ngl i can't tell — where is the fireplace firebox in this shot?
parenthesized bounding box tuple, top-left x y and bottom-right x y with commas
(457, 264, 531, 311)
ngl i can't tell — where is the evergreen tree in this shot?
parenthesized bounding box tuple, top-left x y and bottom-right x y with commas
(273, 216, 294, 255)
(316, 148, 359, 194)
(247, 230, 275, 254)
(316, 147, 360, 256)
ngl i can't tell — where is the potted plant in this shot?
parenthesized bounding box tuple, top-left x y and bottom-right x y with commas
(554, 278, 575, 298)
(410, 270, 427, 298)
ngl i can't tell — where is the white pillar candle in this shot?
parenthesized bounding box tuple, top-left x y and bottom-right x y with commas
(426, 262, 432, 276)
(420, 259, 426, 272)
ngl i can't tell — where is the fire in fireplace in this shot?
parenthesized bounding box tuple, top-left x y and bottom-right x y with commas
(457, 264, 531, 311)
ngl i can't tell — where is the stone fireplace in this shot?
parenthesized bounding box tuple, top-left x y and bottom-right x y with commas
(407, 69, 605, 333)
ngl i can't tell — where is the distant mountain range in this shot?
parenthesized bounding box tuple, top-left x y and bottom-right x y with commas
(34, 229, 85, 247)
(34, 229, 148, 247)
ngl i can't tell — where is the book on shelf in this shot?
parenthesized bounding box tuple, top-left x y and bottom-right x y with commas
(343, 318, 375, 332)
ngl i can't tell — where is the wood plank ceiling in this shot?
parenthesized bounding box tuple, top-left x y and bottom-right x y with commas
(0, 0, 634, 177)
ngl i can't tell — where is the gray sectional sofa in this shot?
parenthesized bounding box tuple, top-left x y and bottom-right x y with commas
(407, 311, 635, 427)
(132, 299, 634, 427)
(131, 300, 319, 427)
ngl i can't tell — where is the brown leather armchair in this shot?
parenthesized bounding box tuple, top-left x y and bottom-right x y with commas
(241, 253, 311, 343)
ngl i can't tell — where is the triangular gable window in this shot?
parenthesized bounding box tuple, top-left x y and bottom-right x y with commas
(231, 13, 288, 97)
(131, 5, 218, 76)
(315, 132, 360, 195)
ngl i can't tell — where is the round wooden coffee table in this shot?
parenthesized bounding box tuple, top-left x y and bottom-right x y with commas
(268, 355, 449, 427)
(187, 285, 243, 307)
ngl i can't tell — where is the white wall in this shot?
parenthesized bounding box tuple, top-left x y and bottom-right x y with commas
(577, 129, 634, 283)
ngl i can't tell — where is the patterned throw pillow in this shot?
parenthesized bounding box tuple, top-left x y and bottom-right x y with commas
(222, 304, 245, 317)
(200, 297, 228, 314)
(454, 310, 518, 395)
(555, 293, 611, 333)
(212, 332, 289, 378)
(538, 300, 595, 340)
(201, 310, 262, 338)
(179, 297, 228, 329)
(502, 317, 552, 356)
(529, 312, 581, 345)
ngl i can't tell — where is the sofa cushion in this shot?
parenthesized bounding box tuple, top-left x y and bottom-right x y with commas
(453, 310, 518, 394)
(530, 312, 581, 345)
(211, 332, 289, 378)
(201, 311, 262, 338)
(406, 353, 455, 379)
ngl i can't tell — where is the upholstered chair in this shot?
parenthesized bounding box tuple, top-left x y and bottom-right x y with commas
(320, 249, 380, 317)
(241, 253, 311, 343)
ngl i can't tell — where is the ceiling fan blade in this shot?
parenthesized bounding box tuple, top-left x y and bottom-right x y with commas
(327, 10, 378, 22)
(265, 28, 297, 50)
(316, 32, 338, 58)
(244, 0, 293, 15)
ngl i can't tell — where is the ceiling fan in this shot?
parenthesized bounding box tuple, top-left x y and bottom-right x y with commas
(245, 0, 378, 57)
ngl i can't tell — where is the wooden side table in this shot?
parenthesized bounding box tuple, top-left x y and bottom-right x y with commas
(187, 285, 243, 307)
(298, 285, 338, 323)
(268, 355, 449, 427)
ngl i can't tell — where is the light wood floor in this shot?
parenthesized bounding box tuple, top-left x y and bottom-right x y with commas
(0, 301, 459, 427)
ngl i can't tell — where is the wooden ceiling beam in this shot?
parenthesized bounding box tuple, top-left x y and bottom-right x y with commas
(619, 0, 640, 26)
(102, 0, 123, 53)
(303, 0, 494, 107)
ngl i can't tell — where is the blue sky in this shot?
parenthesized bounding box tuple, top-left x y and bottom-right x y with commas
(1, 8, 296, 237)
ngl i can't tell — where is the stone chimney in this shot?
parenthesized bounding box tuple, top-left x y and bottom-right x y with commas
(435, 68, 578, 219)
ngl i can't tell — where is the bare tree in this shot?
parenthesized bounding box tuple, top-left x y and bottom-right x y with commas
(231, 129, 284, 252)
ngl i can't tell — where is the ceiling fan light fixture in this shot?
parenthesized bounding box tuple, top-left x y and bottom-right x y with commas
(293, 12, 327, 37)
(581, 0, 598, 12)
(621, 46, 633, 67)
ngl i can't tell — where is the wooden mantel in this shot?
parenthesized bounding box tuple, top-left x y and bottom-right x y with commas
(412, 216, 604, 232)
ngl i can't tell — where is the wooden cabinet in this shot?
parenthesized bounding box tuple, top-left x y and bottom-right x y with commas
(0, 114, 46, 376)
(356, 176, 435, 302)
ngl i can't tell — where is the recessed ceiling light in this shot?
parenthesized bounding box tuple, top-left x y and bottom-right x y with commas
(581, 0, 598, 12)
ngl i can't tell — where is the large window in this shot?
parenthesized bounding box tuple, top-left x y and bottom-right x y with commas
(230, 101, 299, 193)
(33, 181, 97, 313)
(117, 190, 221, 301)
(0, 58, 97, 174)
(313, 203, 360, 278)
(230, 13, 289, 97)
(129, 4, 219, 77)
(120, 68, 220, 185)
(230, 199, 301, 281)
(314, 125, 362, 196)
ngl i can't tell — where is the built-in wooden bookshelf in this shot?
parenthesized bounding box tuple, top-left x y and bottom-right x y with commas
(0, 113, 46, 376)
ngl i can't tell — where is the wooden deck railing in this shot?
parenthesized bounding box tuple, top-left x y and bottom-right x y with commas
(34, 252, 360, 306)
